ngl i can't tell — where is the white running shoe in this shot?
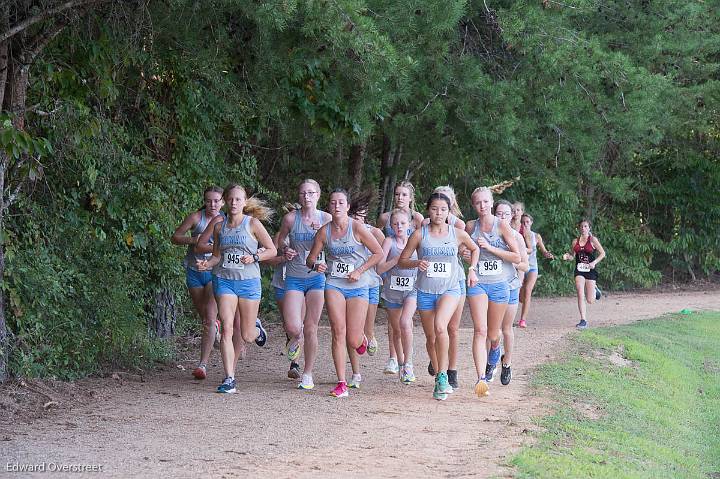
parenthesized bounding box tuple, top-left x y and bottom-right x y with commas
(383, 357, 399, 375)
(297, 373, 314, 390)
(367, 337, 378, 356)
(348, 373, 362, 389)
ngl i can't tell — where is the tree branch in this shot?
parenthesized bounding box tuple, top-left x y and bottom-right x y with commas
(0, 0, 111, 44)
(23, 18, 71, 64)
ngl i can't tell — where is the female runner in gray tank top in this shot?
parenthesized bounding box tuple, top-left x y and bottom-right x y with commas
(465, 187, 521, 397)
(399, 193, 479, 401)
(376, 180, 423, 373)
(306, 188, 383, 398)
(196, 184, 277, 394)
(171, 186, 224, 380)
(377, 208, 418, 384)
(275, 180, 331, 391)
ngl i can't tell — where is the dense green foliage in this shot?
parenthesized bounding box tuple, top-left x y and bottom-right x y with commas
(2, 0, 718, 378)
(511, 311, 720, 478)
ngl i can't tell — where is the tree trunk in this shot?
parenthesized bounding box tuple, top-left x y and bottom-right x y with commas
(377, 134, 393, 216)
(0, 150, 7, 383)
(348, 142, 365, 193)
(0, 12, 8, 381)
(0, 40, 8, 110)
(151, 288, 176, 338)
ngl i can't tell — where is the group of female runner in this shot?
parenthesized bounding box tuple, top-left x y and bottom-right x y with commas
(172, 180, 606, 400)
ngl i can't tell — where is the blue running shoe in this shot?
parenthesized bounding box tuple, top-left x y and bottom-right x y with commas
(488, 345, 502, 366)
(576, 319, 588, 330)
(437, 372, 454, 395)
(217, 377, 236, 394)
(255, 318, 267, 346)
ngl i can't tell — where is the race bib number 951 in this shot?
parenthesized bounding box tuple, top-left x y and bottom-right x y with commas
(331, 261, 354, 278)
(426, 262, 451, 278)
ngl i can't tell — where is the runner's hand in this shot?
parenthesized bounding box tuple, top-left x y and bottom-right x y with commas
(284, 247, 298, 261)
(467, 269, 479, 288)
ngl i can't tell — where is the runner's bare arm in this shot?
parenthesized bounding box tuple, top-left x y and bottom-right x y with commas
(196, 223, 222, 270)
(376, 237, 397, 275)
(515, 233, 530, 272)
(194, 215, 223, 255)
(275, 211, 296, 260)
(248, 217, 277, 263)
(171, 211, 201, 245)
(590, 237, 606, 267)
(398, 230, 424, 270)
(536, 233, 555, 259)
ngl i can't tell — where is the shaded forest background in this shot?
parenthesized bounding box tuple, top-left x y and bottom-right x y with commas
(1, 0, 718, 381)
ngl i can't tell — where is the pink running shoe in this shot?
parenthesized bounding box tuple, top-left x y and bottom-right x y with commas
(518, 319, 527, 329)
(330, 381, 349, 398)
(192, 365, 207, 380)
(356, 335, 369, 355)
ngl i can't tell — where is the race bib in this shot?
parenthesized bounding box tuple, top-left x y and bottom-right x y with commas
(577, 262, 591, 273)
(304, 250, 325, 264)
(222, 250, 245, 270)
(390, 275, 414, 291)
(477, 260, 503, 276)
(330, 261, 355, 278)
(426, 261, 451, 278)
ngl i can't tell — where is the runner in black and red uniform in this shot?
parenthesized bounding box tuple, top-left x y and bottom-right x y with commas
(562, 219, 606, 329)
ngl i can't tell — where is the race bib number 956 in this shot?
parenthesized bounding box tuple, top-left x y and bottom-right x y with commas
(477, 260, 502, 276)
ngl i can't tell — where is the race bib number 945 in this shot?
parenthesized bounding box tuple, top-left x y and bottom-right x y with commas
(331, 261, 354, 278)
(577, 262, 591, 273)
(477, 260, 502, 276)
(223, 251, 245, 270)
(426, 262, 451, 278)
(390, 275, 414, 291)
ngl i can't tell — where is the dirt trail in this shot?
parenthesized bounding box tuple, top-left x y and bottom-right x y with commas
(2, 290, 718, 478)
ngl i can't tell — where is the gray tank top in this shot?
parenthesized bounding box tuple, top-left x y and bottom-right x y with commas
(183, 209, 213, 270)
(508, 229, 523, 290)
(528, 231, 538, 269)
(325, 220, 371, 289)
(471, 217, 515, 284)
(416, 225, 460, 294)
(381, 240, 417, 304)
(212, 215, 260, 280)
(286, 210, 326, 279)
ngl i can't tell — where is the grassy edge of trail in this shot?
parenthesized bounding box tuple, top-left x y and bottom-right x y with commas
(508, 311, 720, 479)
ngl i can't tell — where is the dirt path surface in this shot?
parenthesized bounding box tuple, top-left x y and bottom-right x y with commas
(2, 290, 718, 478)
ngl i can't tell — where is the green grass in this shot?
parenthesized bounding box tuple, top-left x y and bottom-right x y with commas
(510, 311, 720, 479)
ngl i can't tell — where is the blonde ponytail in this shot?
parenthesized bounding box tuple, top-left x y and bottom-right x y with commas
(244, 196, 274, 223)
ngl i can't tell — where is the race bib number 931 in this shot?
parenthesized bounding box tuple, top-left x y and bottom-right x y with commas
(426, 262, 451, 278)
